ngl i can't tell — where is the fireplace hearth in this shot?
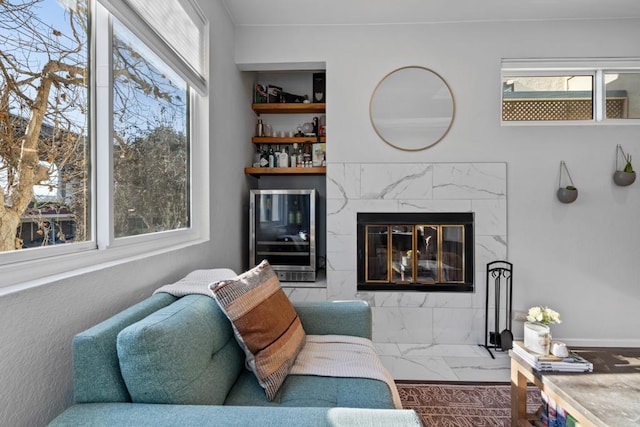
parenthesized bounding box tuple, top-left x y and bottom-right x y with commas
(357, 212, 474, 292)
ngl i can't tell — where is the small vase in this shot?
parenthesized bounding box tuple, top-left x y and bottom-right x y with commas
(524, 322, 551, 355)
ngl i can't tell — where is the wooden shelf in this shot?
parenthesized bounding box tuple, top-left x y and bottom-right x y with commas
(245, 166, 326, 176)
(252, 136, 326, 144)
(252, 103, 326, 114)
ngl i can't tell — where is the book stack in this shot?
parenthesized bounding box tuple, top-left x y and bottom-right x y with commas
(512, 341, 593, 373)
(540, 391, 581, 426)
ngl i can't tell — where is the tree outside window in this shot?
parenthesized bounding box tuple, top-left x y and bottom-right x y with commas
(0, 0, 89, 252)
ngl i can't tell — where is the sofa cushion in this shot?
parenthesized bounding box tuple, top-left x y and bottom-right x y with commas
(73, 292, 177, 403)
(225, 370, 396, 409)
(116, 294, 244, 405)
(210, 260, 306, 400)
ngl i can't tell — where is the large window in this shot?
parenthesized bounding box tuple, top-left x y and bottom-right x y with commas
(0, 0, 208, 284)
(0, 0, 90, 252)
(112, 20, 190, 238)
(502, 59, 640, 124)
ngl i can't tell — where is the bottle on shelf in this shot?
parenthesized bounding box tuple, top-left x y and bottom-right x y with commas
(255, 118, 264, 137)
(260, 146, 268, 167)
(303, 143, 312, 167)
(267, 145, 275, 168)
(254, 146, 262, 167)
(279, 147, 288, 168)
(291, 143, 298, 167)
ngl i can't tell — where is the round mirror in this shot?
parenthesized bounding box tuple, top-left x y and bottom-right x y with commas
(370, 66, 455, 151)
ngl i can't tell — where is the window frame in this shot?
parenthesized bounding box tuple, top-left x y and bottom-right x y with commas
(501, 58, 640, 126)
(0, 0, 209, 290)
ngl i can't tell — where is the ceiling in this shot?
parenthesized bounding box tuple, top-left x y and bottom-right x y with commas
(220, 0, 640, 26)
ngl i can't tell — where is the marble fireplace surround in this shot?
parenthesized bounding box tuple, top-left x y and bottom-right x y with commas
(323, 162, 508, 346)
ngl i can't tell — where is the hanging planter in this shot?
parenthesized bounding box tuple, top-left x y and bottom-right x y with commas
(557, 161, 578, 204)
(613, 144, 636, 187)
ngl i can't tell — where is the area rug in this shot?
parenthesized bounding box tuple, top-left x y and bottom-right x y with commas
(396, 382, 541, 427)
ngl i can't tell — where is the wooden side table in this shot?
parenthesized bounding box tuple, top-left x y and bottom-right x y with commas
(510, 348, 640, 427)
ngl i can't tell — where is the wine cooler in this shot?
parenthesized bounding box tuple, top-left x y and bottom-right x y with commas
(249, 189, 317, 281)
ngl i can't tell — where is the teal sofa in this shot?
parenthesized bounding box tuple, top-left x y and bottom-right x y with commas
(49, 288, 420, 426)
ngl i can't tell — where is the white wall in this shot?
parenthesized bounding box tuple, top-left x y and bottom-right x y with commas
(235, 19, 640, 346)
(0, 1, 248, 425)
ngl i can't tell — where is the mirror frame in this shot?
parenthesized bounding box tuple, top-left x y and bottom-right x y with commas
(370, 66, 455, 151)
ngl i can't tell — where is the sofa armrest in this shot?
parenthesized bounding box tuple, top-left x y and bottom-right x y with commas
(293, 301, 372, 339)
(49, 403, 421, 427)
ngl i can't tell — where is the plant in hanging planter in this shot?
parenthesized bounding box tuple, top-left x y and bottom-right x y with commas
(614, 145, 636, 186)
(623, 153, 634, 173)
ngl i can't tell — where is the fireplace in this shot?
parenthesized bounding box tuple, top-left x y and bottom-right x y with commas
(357, 212, 474, 292)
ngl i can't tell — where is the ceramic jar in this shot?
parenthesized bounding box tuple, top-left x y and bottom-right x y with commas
(524, 322, 551, 355)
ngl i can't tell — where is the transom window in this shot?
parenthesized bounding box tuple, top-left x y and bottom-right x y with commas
(501, 58, 640, 124)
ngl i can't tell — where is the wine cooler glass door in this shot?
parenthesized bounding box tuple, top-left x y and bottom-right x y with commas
(253, 193, 312, 267)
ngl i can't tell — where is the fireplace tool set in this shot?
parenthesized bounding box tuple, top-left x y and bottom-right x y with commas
(480, 261, 513, 358)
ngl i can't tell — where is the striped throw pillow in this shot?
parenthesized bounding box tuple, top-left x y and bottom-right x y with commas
(210, 260, 306, 400)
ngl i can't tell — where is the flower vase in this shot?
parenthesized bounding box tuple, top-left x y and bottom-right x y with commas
(524, 322, 551, 355)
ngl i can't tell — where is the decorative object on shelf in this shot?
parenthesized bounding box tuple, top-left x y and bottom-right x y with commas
(523, 306, 562, 355)
(313, 72, 326, 103)
(613, 144, 636, 186)
(312, 143, 325, 167)
(301, 122, 314, 136)
(370, 65, 455, 151)
(267, 85, 282, 103)
(255, 118, 264, 137)
(254, 83, 267, 103)
(557, 161, 578, 203)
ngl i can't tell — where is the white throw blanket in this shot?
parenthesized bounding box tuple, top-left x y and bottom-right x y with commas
(153, 270, 402, 409)
(153, 268, 237, 297)
(290, 334, 402, 409)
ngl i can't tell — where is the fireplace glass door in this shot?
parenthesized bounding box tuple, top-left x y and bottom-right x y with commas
(358, 212, 473, 292)
(366, 224, 463, 284)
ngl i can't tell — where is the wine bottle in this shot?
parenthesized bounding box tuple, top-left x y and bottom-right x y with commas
(260, 146, 268, 167)
(267, 145, 274, 168)
(291, 143, 298, 167)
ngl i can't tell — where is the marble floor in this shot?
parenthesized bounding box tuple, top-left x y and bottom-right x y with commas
(376, 343, 512, 383)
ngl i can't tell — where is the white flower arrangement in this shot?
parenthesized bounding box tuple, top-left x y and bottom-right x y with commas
(527, 306, 562, 325)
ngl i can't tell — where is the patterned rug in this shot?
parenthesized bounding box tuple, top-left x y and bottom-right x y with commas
(396, 382, 541, 427)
